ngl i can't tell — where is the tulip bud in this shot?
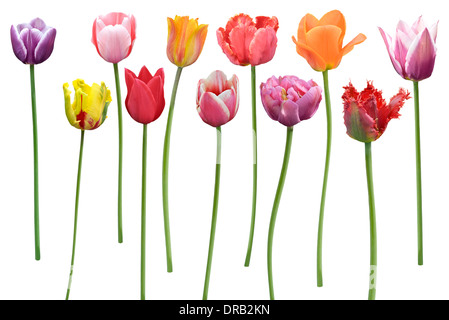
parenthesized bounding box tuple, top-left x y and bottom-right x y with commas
(167, 16, 208, 68)
(10, 18, 57, 65)
(379, 16, 438, 81)
(196, 70, 239, 127)
(124, 66, 165, 124)
(92, 12, 136, 64)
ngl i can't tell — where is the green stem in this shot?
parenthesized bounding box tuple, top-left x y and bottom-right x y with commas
(267, 127, 294, 300)
(365, 142, 377, 300)
(203, 127, 222, 300)
(141, 124, 148, 300)
(29, 64, 40, 261)
(317, 70, 332, 287)
(65, 130, 85, 300)
(113, 63, 124, 244)
(244, 65, 258, 267)
(162, 66, 183, 273)
(413, 81, 423, 266)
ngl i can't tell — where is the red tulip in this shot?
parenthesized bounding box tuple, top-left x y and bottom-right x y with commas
(343, 81, 410, 143)
(217, 14, 279, 66)
(124, 66, 165, 124)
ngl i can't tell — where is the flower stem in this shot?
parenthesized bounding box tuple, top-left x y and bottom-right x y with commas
(29, 64, 40, 261)
(317, 70, 332, 287)
(365, 142, 377, 300)
(203, 126, 222, 300)
(65, 130, 85, 300)
(267, 126, 293, 300)
(244, 65, 258, 267)
(413, 81, 423, 266)
(113, 63, 124, 244)
(141, 124, 148, 300)
(162, 66, 183, 273)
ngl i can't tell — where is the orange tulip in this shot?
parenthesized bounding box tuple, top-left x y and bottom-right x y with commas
(292, 10, 366, 71)
(166, 16, 208, 68)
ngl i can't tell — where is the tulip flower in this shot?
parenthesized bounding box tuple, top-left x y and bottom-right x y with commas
(199, 70, 239, 300)
(63, 79, 112, 300)
(123, 66, 165, 300)
(343, 81, 410, 300)
(10, 17, 57, 260)
(260, 76, 322, 127)
(260, 75, 322, 300)
(197, 70, 239, 127)
(10, 17, 56, 65)
(292, 10, 366, 286)
(217, 14, 279, 266)
(162, 16, 208, 273)
(92, 12, 136, 244)
(379, 16, 438, 266)
(166, 16, 208, 68)
(125, 67, 165, 124)
(92, 12, 136, 64)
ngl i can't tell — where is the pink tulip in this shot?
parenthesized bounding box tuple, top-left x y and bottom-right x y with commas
(197, 70, 239, 127)
(379, 16, 438, 81)
(217, 14, 279, 66)
(260, 75, 322, 127)
(92, 12, 136, 63)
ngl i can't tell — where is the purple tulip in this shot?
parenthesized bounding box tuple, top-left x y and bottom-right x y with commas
(260, 75, 322, 127)
(11, 17, 57, 65)
(379, 16, 438, 81)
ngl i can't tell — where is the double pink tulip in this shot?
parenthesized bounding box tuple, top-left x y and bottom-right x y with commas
(217, 14, 279, 66)
(379, 16, 438, 81)
(92, 12, 137, 63)
(260, 76, 322, 127)
(197, 70, 239, 127)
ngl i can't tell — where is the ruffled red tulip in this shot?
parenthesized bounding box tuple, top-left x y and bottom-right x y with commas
(260, 75, 322, 127)
(343, 81, 410, 142)
(92, 12, 136, 63)
(125, 66, 165, 124)
(217, 14, 279, 66)
(197, 70, 239, 127)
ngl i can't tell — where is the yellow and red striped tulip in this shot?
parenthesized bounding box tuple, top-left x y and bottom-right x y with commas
(63, 79, 112, 130)
(166, 15, 208, 67)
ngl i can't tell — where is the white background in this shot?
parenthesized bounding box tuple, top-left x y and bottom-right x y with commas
(0, 0, 447, 300)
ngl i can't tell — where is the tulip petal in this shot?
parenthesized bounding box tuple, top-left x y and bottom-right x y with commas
(218, 89, 237, 120)
(127, 79, 158, 124)
(228, 24, 256, 66)
(296, 86, 322, 120)
(10, 25, 27, 63)
(377, 88, 409, 135)
(96, 24, 131, 63)
(34, 27, 56, 64)
(198, 92, 231, 127)
(295, 13, 319, 43)
(137, 66, 153, 84)
(202, 70, 230, 95)
(378, 27, 404, 77)
(217, 27, 241, 65)
(305, 25, 343, 70)
(341, 33, 367, 57)
(405, 28, 436, 81)
(319, 10, 346, 47)
(249, 26, 277, 66)
(278, 100, 301, 127)
(293, 38, 327, 71)
(344, 100, 378, 143)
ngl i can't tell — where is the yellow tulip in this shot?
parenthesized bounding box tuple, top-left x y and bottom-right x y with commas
(63, 79, 112, 130)
(166, 15, 208, 67)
